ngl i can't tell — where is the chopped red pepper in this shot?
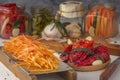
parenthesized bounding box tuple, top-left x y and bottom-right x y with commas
(94, 45, 110, 62)
(64, 44, 73, 52)
(60, 54, 69, 62)
(60, 38, 110, 67)
(73, 39, 94, 50)
(76, 55, 98, 67)
(69, 52, 83, 63)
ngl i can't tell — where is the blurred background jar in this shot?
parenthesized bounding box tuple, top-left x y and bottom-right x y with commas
(30, 6, 53, 36)
(0, 3, 29, 39)
(85, 3, 119, 38)
(58, 1, 85, 38)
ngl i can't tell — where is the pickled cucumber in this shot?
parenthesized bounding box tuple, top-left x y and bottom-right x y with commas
(31, 8, 53, 36)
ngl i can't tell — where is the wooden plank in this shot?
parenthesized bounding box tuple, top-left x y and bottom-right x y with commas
(100, 57, 120, 80)
(58, 70, 77, 80)
(39, 39, 68, 52)
(0, 50, 35, 80)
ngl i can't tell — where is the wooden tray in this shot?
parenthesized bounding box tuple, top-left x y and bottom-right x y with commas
(0, 47, 76, 80)
(68, 59, 111, 71)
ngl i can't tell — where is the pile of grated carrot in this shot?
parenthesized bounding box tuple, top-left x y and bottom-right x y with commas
(2, 35, 59, 72)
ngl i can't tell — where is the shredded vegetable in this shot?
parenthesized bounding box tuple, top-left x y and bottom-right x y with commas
(2, 35, 59, 72)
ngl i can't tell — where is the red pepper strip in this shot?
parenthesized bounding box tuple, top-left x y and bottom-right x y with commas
(94, 45, 110, 62)
(79, 52, 88, 61)
(60, 54, 69, 62)
(69, 52, 82, 63)
(69, 52, 75, 63)
(64, 44, 73, 52)
(73, 39, 94, 49)
(76, 55, 98, 67)
(74, 52, 87, 65)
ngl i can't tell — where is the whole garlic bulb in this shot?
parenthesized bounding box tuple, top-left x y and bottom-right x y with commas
(42, 23, 62, 38)
(65, 22, 81, 38)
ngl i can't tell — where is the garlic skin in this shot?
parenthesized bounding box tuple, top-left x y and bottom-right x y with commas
(92, 60, 103, 66)
(65, 22, 81, 38)
(42, 23, 62, 38)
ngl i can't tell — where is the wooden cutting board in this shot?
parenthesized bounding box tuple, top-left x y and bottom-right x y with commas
(39, 39, 68, 53)
(39, 36, 120, 56)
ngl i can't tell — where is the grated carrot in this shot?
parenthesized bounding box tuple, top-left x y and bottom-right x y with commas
(2, 35, 59, 72)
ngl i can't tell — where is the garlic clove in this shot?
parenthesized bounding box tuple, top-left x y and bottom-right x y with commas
(92, 60, 103, 66)
(86, 36, 93, 41)
(12, 28, 20, 37)
(67, 39, 73, 44)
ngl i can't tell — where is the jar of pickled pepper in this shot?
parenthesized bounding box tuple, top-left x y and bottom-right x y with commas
(31, 6, 53, 36)
(85, 3, 119, 38)
(0, 3, 29, 38)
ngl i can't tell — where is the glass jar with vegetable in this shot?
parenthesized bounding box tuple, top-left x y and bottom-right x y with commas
(58, 1, 85, 38)
(0, 3, 28, 39)
(31, 6, 53, 36)
(85, 3, 118, 38)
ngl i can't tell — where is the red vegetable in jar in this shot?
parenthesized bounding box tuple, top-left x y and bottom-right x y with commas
(0, 3, 28, 38)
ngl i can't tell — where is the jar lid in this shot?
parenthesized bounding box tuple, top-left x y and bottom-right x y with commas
(61, 11, 84, 18)
(60, 1, 84, 12)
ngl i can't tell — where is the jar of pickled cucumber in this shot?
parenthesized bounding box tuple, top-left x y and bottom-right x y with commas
(85, 3, 119, 38)
(0, 3, 29, 39)
(31, 6, 53, 36)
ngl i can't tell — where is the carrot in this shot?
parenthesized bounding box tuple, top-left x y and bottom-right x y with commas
(107, 11, 115, 37)
(85, 9, 96, 32)
(85, 16, 90, 32)
(95, 6, 106, 36)
(103, 17, 107, 37)
(105, 12, 111, 37)
(2, 35, 59, 72)
(99, 10, 106, 36)
(90, 11, 96, 28)
(86, 5, 117, 37)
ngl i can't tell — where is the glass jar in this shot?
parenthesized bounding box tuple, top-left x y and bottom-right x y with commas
(59, 1, 85, 38)
(85, 3, 118, 38)
(31, 6, 53, 36)
(0, 3, 29, 39)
